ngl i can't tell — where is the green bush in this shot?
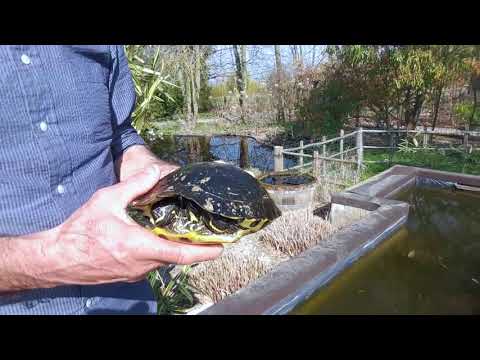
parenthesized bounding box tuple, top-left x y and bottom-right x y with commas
(125, 45, 183, 133)
(300, 78, 360, 137)
(454, 101, 480, 127)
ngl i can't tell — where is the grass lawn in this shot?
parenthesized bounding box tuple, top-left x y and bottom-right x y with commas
(147, 114, 283, 139)
(362, 148, 480, 180)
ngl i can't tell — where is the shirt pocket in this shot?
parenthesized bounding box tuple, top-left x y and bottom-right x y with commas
(55, 47, 114, 143)
(60, 45, 111, 86)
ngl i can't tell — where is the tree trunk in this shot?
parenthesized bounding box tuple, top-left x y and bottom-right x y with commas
(412, 93, 425, 129)
(403, 89, 424, 130)
(290, 45, 297, 64)
(191, 46, 200, 124)
(403, 88, 412, 129)
(239, 137, 249, 168)
(274, 45, 285, 122)
(241, 45, 248, 93)
(233, 45, 246, 122)
(297, 45, 304, 71)
(384, 107, 390, 129)
(181, 46, 202, 127)
(431, 86, 442, 131)
(186, 137, 201, 163)
(194, 45, 201, 117)
(181, 69, 192, 124)
(191, 68, 198, 124)
(200, 135, 212, 162)
(290, 45, 304, 73)
(470, 88, 477, 128)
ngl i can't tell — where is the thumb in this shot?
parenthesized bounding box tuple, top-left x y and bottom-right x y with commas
(112, 165, 162, 207)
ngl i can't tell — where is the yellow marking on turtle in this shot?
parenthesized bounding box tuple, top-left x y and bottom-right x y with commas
(151, 227, 240, 244)
(207, 220, 227, 234)
(188, 210, 198, 222)
(150, 216, 268, 245)
(239, 218, 269, 231)
(191, 185, 202, 192)
(199, 177, 210, 184)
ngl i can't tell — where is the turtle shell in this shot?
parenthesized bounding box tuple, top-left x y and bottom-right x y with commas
(132, 162, 281, 221)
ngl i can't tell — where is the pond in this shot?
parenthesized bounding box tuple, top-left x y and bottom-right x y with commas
(147, 135, 297, 172)
(290, 184, 480, 315)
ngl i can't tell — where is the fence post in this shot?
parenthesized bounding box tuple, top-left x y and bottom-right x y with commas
(464, 123, 470, 152)
(313, 150, 320, 178)
(356, 127, 363, 173)
(299, 140, 304, 167)
(423, 124, 428, 149)
(389, 129, 395, 165)
(274, 146, 284, 172)
(322, 136, 327, 177)
(339, 129, 345, 179)
(339, 129, 344, 161)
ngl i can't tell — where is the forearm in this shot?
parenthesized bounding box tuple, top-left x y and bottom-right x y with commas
(0, 147, 220, 295)
(114, 144, 178, 182)
(0, 227, 62, 293)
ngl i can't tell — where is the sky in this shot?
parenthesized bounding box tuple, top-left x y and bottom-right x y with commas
(207, 45, 328, 84)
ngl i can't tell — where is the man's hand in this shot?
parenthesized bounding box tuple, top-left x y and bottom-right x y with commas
(47, 164, 223, 284)
(115, 144, 179, 182)
(0, 165, 223, 292)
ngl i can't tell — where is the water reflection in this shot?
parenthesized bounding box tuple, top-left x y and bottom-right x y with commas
(147, 135, 297, 172)
(291, 186, 480, 315)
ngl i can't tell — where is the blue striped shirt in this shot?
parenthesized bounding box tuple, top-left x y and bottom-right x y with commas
(0, 45, 157, 315)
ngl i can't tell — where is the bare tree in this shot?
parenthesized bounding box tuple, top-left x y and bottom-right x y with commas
(241, 45, 248, 92)
(233, 45, 248, 122)
(171, 45, 210, 127)
(274, 45, 286, 122)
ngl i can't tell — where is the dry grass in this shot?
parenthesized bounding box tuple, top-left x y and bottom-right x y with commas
(313, 159, 360, 204)
(314, 180, 344, 204)
(260, 207, 336, 258)
(184, 204, 366, 307)
(187, 252, 272, 303)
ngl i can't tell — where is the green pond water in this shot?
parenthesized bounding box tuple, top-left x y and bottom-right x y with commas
(291, 185, 480, 315)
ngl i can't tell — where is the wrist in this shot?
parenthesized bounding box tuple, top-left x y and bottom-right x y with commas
(0, 227, 63, 293)
(23, 226, 64, 289)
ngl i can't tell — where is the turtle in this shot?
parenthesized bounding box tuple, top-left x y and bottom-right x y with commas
(129, 162, 281, 244)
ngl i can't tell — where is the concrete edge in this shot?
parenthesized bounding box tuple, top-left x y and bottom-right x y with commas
(198, 165, 480, 315)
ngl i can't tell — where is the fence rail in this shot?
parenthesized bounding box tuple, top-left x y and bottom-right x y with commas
(274, 126, 478, 178)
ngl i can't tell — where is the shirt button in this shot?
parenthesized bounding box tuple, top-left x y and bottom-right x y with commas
(39, 121, 48, 132)
(21, 54, 31, 65)
(56, 184, 65, 194)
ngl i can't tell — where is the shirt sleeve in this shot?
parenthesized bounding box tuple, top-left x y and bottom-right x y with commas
(108, 45, 146, 161)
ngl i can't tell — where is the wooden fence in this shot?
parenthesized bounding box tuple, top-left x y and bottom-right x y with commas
(274, 126, 480, 178)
